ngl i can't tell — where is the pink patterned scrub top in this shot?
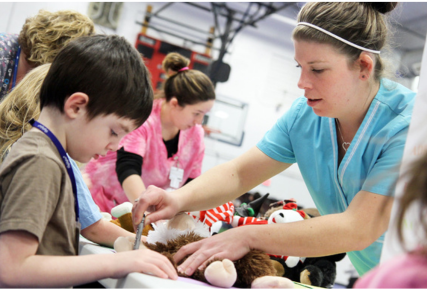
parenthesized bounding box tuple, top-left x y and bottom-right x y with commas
(83, 98, 205, 213)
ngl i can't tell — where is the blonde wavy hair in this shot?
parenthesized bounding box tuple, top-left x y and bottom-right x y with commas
(18, 10, 95, 66)
(0, 64, 51, 162)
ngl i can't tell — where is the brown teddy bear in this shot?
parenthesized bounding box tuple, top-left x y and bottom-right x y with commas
(114, 213, 294, 288)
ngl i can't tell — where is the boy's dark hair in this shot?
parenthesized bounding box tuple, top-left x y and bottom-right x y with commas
(40, 34, 153, 127)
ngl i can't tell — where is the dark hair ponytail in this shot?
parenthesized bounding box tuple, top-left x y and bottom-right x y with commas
(162, 52, 215, 106)
(363, 2, 398, 14)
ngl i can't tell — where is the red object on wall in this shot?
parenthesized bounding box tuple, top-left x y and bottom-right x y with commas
(135, 33, 212, 91)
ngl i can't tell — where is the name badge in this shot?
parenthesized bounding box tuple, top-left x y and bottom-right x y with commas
(169, 166, 184, 189)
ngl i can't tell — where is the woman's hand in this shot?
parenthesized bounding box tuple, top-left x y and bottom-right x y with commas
(173, 226, 251, 276)
(132, 185, 181, 231)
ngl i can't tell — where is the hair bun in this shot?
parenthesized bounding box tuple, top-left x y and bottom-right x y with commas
(364, 2, 398, 14)
(162, 52, 190, 75)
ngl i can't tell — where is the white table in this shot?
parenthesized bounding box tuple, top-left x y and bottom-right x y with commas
(79, 237, 212, 288)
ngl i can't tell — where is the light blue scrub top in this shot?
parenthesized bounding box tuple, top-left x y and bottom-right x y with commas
(257, 79, 415, 276)
(69, 157, 102, 230)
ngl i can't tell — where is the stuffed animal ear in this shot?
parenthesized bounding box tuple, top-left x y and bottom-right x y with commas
(167, 213, 196, 231)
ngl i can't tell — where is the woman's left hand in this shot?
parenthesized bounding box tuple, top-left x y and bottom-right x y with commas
(173, 226, 251, 276)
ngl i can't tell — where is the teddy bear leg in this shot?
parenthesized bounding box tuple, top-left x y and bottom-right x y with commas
(300, 265, 323, 287)
(251, 276, 295, 288)
(310, 259, 337, 288)
(204, 259, 237, 288)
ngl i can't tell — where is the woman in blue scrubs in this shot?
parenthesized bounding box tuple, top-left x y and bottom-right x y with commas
(133, 2, 415, 278)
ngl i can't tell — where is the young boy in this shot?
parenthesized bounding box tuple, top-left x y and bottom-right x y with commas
(0, 34, 177, 287)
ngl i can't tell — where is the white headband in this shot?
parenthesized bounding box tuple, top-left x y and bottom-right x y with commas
(297, 22, 381, 54)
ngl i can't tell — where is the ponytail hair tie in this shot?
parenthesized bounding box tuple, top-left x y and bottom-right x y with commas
(178, 67, 189, 72)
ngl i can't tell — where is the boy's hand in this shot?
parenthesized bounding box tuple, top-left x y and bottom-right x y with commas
(132, 185, 180, 232)
(115, 249, 178, 280)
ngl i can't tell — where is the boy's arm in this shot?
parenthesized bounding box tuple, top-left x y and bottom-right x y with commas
(81, 218, 136, 247)
(0, 230, 177, 288)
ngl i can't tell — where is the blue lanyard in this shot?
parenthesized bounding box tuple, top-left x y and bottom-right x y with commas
(30, 119, 79, 221)
(11, 46, 21, 90)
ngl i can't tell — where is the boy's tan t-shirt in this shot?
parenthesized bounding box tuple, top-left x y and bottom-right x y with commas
(0, 130, 79, 255)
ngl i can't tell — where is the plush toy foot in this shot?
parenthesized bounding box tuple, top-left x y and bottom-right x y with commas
(251, 276, 294, 288)
(300, 265, 323, 287)
(204, 259, 237, 288)
(114, 236, 147, 252)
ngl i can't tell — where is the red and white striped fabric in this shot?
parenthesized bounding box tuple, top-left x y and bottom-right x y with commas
(230, 216, 265, 227)
(187, 202, 235, 227)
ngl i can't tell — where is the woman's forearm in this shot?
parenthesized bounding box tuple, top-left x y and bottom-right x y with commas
(178, 147, 291, 212)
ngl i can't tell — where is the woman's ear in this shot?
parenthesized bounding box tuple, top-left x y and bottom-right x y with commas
(358, 52, 375, 81)
(64, 93, 89, 119)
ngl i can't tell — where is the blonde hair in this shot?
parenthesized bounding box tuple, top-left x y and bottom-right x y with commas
(18, 10, 95, 66)
(293, 2, 398, 82)
(0, 64, 51, 161)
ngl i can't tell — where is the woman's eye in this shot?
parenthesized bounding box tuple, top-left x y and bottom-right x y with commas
(296, 64, 301, 68)
(111, 130, 118, 136)
(312, 69, 324, 74)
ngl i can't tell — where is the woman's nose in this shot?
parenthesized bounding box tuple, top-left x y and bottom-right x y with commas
(297, 71, 311, 90)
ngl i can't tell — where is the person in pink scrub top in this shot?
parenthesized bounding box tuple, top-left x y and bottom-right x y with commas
(83, 52, 216, 213)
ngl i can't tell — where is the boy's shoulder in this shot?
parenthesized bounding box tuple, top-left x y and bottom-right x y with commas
(0, 130, 65, 177)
